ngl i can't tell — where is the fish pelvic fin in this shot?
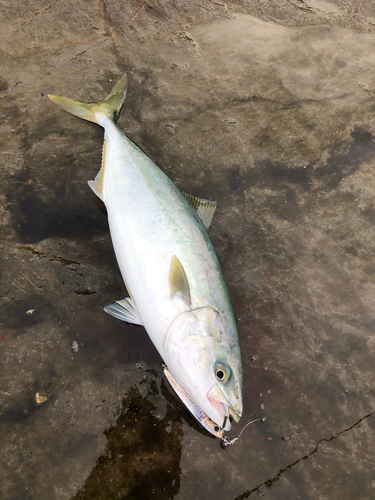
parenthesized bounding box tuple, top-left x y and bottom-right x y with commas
(104, 297, 143, 326)
(48, 72, 128, 126)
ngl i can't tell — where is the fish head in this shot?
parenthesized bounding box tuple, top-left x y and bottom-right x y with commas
(164, 307, 243, 433)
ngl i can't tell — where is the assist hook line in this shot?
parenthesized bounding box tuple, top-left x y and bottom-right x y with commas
(222, 417, 266, 447)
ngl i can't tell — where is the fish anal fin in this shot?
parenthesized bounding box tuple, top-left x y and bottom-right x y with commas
(182, 192, 217, 229)
(104, 297, 143, 325)
(88, 136, 107, 202)
(88, 180, 104, 201)
(169, 255, 191, 305)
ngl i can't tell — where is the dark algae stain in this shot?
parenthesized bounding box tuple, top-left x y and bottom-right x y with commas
(233, 127, 375, 224)
(361, 204, 375, 224)
(0, 77, 8, 92)
(0, 397, 45, 424)
(245, 127, 374, 194)
(256, 161, 311, 187)
(1, 295, 58, 332)
(71, 383, 183, 500)
(0, 362, 57, 424)
(314, 127, 375, 190)
(6, 167, 109, 243)
(230, 169, 242, 191)
(75, 289, 96, 295)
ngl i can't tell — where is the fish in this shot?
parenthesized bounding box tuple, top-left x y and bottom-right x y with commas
(48, 72, 243, 437)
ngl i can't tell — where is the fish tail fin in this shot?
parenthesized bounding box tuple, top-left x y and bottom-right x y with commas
(48, 72, 128, 126)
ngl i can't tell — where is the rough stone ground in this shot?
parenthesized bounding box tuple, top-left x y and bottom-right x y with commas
(1, 1, 375, 499)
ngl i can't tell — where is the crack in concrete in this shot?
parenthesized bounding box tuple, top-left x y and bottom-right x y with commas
(131, 2, 146, 21)
(287, 0, 315, 13)
(8, 34, 107, 58)
(233, 409, 375, 499)
(319, 444, 375, 466)
(19, 245, 83, 276)
(20, 245, 81, 265)
(13, 1, 58, 27)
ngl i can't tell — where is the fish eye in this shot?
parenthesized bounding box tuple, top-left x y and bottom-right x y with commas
(215, 363, 231, 383)
(214, 425, 220, 433)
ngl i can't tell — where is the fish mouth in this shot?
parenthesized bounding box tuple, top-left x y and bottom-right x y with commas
(207, 384, 242, 431)
(228, 405, 241, 423)
(163, 365, 242, 437)
(218, 404, 240, 432)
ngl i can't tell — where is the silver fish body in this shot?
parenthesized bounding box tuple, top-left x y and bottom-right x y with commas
(48, 73, 243, 436)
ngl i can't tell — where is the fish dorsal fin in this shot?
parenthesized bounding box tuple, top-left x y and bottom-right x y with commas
(88, 135, 107, 201)
(169, 255, 191, 306)
(182, 192, 217, 229)
(104, 297, 143, 325)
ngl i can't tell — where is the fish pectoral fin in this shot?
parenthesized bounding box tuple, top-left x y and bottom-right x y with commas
(169, 255, 191, 306)
(182, 192, 217, 229)
(104, 297, 143, 325)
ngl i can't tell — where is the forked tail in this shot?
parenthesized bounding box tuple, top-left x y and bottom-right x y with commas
(48, 72, 128, 126)
(48, 73, 129, 202)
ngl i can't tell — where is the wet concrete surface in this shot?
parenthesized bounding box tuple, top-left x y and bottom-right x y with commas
(1, 1, 375, 499)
